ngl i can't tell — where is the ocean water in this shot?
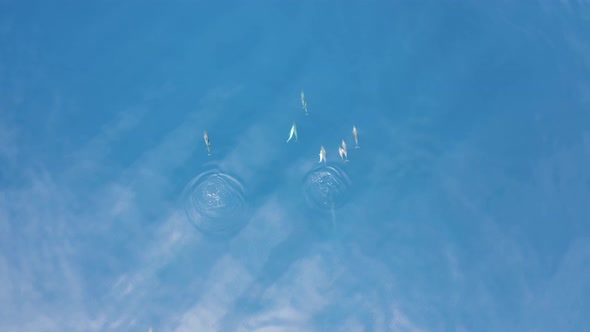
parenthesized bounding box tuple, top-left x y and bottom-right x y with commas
(1, 2, 590, 331)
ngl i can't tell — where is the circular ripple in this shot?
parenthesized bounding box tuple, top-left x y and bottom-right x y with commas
(302, 165, 352, 213)
(183, 170, 248, 238)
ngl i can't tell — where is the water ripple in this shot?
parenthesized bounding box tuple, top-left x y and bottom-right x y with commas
(183, 169, 248, 238)
(302, 164, 352, 213)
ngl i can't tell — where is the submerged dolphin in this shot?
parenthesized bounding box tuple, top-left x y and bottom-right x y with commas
(203, 131, 212, 156)
(287, 122, 298, 142)
(352, 125, 360, 148)
(301, 90, 308, 115)
(319, 145, 327, 164)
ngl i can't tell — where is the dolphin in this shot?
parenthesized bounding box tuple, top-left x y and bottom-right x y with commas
(319, 145, 327, 164)
(287, 122, 298, 142)
(338, 146, 346, 161)
(203, 131, 211, 156)
(339, 139, 349, 162)
(301, 90, 309, 115)
(352, 125, 360, 148)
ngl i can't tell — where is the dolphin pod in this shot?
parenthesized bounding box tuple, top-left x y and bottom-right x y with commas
(202, 90, 361, 163)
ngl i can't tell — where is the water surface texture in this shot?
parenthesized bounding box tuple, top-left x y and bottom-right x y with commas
(1, 2, 590, 332)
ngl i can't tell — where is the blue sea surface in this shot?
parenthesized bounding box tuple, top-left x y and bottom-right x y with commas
(1, 2, 590, 331)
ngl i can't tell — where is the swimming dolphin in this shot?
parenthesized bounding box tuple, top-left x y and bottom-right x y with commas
(339, 139, 349, 162)
(352, 125, 360, 148)
(301, 90, 308, 115)
(203, 131, 211, 156)
(287, 122, 298, 142)
(319, 145, 327, 164)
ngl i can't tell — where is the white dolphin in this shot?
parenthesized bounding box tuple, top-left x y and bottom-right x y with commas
(287, 122, 298, 142)
(203, 131, 211, 156)
(340, 139, 349, 162)
(301, 90, 309, 115)
(352, 125, 360, 148)
(319, 145, 327, 164)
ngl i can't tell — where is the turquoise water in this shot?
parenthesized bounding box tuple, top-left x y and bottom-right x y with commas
(1, 2, 590, 331)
